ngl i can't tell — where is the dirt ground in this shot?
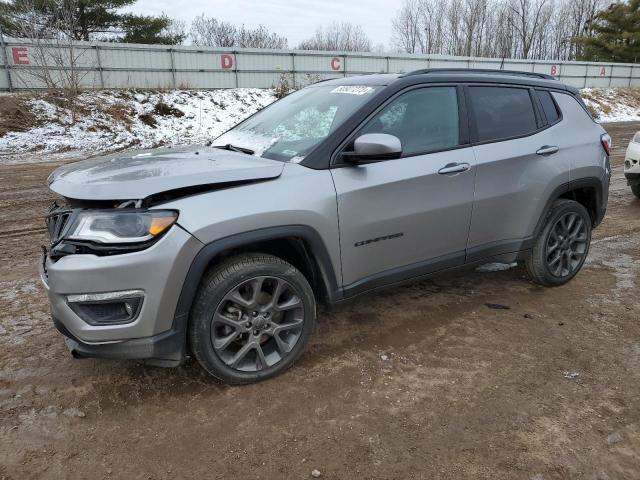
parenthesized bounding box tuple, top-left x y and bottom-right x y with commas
(1, 123, 639, 480)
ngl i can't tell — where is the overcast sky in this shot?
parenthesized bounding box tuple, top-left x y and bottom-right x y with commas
(125, 0, 397, 49)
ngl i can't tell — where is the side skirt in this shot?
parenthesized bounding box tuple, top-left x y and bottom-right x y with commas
(337, 238, 534, 304)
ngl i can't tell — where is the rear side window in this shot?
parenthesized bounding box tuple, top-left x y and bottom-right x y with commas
(537, 90, 561, 124)
(359, 86, 460, 156)
(469, 86, 538, 143)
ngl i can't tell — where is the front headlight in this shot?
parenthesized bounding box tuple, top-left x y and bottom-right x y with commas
(67, 210, 178, 244)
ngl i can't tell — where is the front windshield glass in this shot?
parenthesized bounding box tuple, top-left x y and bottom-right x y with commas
(213, 85, 382, 162)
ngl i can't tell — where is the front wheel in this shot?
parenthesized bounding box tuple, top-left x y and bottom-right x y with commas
(631, 183, 640, 199)
(189, 253, 316, 384)
(526, 200, 592, 286)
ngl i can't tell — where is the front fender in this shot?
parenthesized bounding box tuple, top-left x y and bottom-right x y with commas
(168, 225, 342, 348)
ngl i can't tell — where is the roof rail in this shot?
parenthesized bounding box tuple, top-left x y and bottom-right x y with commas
(401, 68, 556, 81)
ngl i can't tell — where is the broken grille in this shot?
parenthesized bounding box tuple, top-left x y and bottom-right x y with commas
(45, 205, 73, 245)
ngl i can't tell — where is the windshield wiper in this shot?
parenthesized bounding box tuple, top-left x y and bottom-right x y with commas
(213, 143, 255, 155)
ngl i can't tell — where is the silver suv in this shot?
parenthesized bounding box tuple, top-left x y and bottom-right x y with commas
(42, 69, 611, 384)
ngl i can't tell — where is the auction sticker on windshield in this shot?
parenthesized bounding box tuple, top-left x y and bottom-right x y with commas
(330, 86, 375, 95)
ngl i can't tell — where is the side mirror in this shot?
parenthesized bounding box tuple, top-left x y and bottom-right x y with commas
(342, 133, 402, 163)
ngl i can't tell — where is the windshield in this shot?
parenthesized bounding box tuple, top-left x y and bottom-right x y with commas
(213, 85, 382, 162)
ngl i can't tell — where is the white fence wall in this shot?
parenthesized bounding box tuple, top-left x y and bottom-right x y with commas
(0, 37, 639, 91)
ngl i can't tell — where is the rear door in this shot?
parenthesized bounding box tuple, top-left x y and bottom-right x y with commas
(331, 85, 477, 293)
(465, 85, 570, 261)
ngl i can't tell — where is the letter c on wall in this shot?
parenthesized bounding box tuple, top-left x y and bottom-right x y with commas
(330, 57, 341, 71)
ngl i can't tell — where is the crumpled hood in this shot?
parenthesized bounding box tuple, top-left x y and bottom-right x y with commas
(48, 146, 285, 201)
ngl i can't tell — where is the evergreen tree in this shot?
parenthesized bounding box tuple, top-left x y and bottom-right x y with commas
(576, 0, 640, 62)
(0, 0, 184, 44)
(122, 14, 185, 45)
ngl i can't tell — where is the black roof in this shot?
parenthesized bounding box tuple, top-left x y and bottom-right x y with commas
(401, 68, 556, 80)
(317, 68, 577, 93)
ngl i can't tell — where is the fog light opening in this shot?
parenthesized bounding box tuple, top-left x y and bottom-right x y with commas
(67, 290, 144, 326)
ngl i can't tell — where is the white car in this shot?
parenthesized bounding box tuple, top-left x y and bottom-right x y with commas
(625, 131, 640, 198)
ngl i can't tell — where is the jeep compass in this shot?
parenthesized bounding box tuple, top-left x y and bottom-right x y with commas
(41, 69, 611, 384)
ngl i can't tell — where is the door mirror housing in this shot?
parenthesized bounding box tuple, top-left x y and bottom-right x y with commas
(342, 133, 402, 163)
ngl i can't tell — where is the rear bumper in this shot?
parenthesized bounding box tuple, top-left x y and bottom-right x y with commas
(593, 171, 610, 228)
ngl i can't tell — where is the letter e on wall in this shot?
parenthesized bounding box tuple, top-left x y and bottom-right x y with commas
(12, 47, 29, 65)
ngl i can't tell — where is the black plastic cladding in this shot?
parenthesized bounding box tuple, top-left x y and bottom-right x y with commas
(298, 70, 580, 170)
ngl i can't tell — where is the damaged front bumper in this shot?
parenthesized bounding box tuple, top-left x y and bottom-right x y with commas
(41, 223, 203, 366)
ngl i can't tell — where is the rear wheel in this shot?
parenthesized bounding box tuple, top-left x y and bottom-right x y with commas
(526, 200, 592, 286)
(189, 253, 316, 384)
(631, 183, 640, 199)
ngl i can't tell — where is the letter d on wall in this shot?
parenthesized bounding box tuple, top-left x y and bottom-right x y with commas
(221, 54, 235, 70)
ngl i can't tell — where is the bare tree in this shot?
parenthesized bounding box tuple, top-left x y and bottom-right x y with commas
(391, 0, 422, 53)
(462, 0, 489, 57)
(5, 0, 97, 124)
(236, 24, 287, 49)
(190, 15, 238, 47)
(189, 15, 287, 49)
(162, 17, 186, 46)
(390, 0, 607, 61)
(298, 22, 371, 52)
(508, 0, 549, 59)
(10, 0, 92, 92)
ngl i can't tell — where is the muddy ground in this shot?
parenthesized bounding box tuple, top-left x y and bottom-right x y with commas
(1, 123, 639, 480)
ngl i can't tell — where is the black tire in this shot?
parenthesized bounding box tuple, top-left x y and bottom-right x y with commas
(631, 183, 640, 199)
(189, 253, 316, 384)
(525, 199, 592, 287)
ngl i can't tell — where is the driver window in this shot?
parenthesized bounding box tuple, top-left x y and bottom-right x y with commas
(359, 87, 460, 156)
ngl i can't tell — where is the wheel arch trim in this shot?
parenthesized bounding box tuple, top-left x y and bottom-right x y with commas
(533, 176, 606, 237)
(170, 225, 341, 345)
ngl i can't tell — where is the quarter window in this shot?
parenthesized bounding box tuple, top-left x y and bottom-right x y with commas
(469, 86, 538, 143)
(537, 90, 561, 124)
(359, 87, 460, 156)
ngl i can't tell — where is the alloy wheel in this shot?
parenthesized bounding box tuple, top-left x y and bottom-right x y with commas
(211, 276, 306, 372)
(545, 212, 588, 278)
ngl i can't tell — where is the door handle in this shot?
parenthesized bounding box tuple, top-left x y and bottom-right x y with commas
(438, 162, 470, 174)
(536, 145, 559, 156)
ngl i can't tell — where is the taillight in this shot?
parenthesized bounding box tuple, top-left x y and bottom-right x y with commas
(600, 133, 612, 156)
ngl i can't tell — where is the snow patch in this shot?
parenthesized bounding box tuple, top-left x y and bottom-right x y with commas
(581, 88, 640, 123)
(0, 89, 276, 161)
(476, 262, 518, 273)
